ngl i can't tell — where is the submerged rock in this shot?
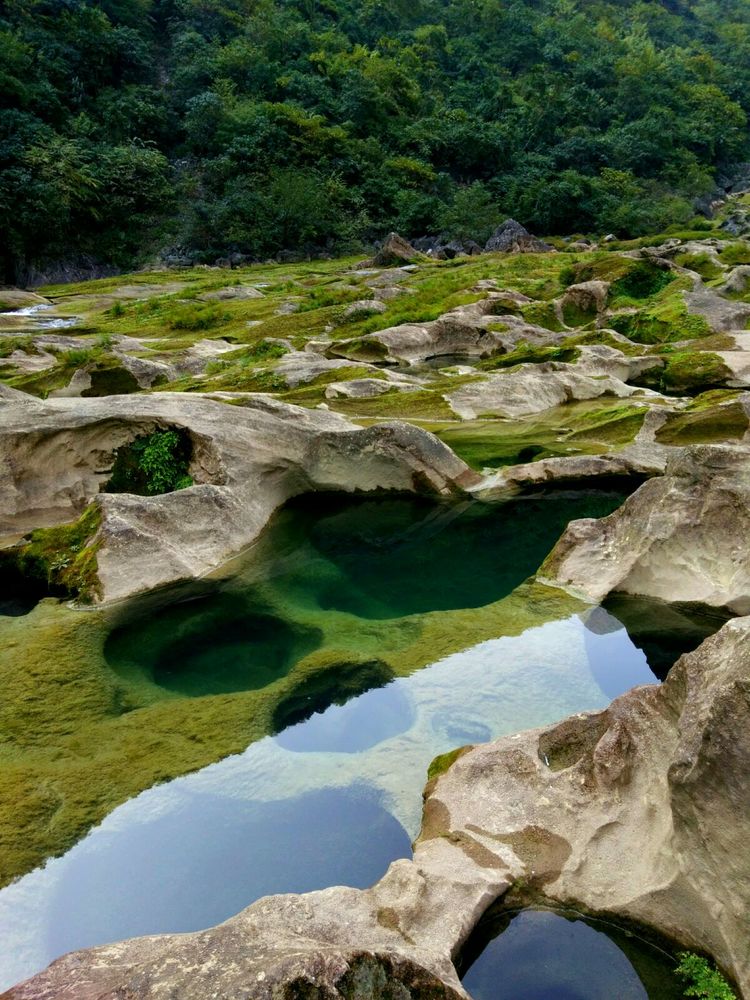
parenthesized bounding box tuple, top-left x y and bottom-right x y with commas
(7, 616, 749, 997)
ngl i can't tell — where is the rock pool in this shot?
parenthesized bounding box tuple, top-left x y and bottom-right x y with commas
(0, 490, 717, 991)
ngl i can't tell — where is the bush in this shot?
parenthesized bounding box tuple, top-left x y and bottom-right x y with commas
(107, 429, 193, 496)
(675, 952, 736, 1000)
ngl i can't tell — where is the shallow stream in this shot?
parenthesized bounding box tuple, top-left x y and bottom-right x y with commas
(0, 490, 718, 992)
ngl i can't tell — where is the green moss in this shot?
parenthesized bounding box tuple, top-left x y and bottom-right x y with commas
(661, 351, 731, 393)
(1, 505, 102, 603)
(610, 285, 711, 344)
(427, 745, 469, 781)
(655, 400, 748, 445)
(521, 300, 564, 332)
(565, 404, 646, 444)
(673, 252, 723, 281)
(482, 344, 580, 372)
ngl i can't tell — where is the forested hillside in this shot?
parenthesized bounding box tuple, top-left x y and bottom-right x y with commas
(2, 0, 750, 280)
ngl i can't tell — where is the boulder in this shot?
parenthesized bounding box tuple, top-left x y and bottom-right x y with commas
(7, 617, 749, 998)
(0, 392, 476, 603)
(484, 219, 554, 254)
(541, 442, 750, 613)
(372, 233, 421, 267)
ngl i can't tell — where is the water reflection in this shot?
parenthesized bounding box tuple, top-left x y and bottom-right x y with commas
(0, 611, 659, 989)
(459, 909, 682, 1000)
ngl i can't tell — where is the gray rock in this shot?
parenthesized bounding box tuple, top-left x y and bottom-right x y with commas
(372, 233, 421, 267)
(444, 362, 656, 420)
(541, 440, 750, 613)
(0, 393, 476, 602)
(484, 219, 554, 254)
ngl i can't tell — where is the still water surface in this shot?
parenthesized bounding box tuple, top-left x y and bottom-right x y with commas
(0, 492, 701, 991)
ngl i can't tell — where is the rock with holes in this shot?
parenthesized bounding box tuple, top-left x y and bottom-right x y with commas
(6, 617, 749, 998)
(0, 391, 476, 602)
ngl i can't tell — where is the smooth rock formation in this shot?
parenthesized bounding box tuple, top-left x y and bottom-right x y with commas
(541, 443, 750, 613)
(0, 391, 476, 602)
(7, 616, 749, 997)
(444, 362, 655, 419)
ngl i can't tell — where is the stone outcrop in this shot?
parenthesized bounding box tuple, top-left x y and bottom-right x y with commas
(541, 443, 750, 613)
(7, 616, 749, 998)
(0, 391, 476, 602)
(323, 295, 566, 366)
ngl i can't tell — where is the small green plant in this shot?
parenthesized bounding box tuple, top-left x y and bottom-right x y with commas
(675, 952, 736, 999)
(107, 429, 193, 496)
(107, 301, 125, 317)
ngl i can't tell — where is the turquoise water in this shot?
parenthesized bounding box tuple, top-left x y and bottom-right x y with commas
(0, 491, 719, 991)
(459, 909, 682, 1000)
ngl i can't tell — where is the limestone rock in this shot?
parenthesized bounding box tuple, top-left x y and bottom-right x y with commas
(541, 442, 750, 613)
(0, 392, 476, 602)
(0, 289, 51, 311)
(342, 299, 387, 320)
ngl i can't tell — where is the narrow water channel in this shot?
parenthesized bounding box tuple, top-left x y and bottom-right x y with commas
(0, 491, 717, 992)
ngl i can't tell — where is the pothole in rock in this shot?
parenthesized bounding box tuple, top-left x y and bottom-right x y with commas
(457, 907, 683, 1000)
(105, 593, 322, 697)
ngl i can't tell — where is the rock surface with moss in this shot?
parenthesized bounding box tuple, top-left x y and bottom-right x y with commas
(6, 616, 748, 999)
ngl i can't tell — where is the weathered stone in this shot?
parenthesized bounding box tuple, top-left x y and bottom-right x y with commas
(0, 392, 476, 602)
(541, 442, 750, 613)
(372, 233, 421, 267)
(444, 363, 656, 420)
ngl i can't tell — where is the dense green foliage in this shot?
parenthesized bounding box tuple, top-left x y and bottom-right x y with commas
(107, 428, 193, 494)
(675, 952, 736, 1000)
(2, 0, 750, 278)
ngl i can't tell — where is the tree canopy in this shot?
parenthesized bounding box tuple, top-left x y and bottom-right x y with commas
(1, 0, 749, 279)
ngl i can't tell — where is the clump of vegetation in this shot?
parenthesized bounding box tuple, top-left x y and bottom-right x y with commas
(169, 304, 230, 332)
(0, 505, 102, 603)
(674, 952, 736, 999)
(107, 429, 193, 496)
(719, 243, 750, 267)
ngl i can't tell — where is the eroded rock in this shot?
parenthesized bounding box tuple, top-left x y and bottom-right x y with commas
(7, 616, 749, 998)
(0, 392, 476, 602)
(541, 441, 750, 612)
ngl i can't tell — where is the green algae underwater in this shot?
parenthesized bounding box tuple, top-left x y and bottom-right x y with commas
(0, 488, 634, 888)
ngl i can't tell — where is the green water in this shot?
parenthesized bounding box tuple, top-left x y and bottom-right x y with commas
(0, 488, 721, 994)
(105, 490, 627, 699)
